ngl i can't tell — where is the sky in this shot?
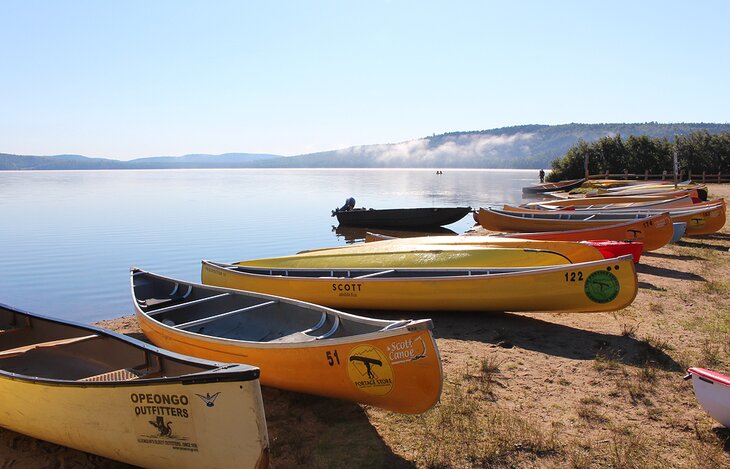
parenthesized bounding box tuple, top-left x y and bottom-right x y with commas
(1, 1, 729, 160)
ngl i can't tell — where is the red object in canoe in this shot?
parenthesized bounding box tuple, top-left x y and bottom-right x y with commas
(581, 240, 643, 263)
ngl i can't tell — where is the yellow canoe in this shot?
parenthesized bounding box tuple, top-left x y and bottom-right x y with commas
(296, 238, 606, 264)
(132, 269, 443, 415)
(0, 303, 269, 469)
(235, 245, 587, 269)
(202, 256, 638, 313)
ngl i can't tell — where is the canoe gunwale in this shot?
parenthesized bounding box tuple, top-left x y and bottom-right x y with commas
(204, 255, 635, 283)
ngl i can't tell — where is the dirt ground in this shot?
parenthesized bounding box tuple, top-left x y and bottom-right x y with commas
(1, 185, 728, 468)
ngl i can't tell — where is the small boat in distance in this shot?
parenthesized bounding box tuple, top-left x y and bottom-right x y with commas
(522, 178, 585, 194)
(132, 269, 443, 415)
(0, 302, 269, 469)
(685, 367, 730, 427)
(332, 197, 471, 228)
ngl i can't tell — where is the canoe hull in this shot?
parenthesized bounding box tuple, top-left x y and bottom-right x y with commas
(687, 367, 730, 427)
(0, 304, 268, 469)
(202, 258, 638, 313)
(0, 375, 268, 469)
(333, 207, 472, 228)
(488, 213, 675, 252)
(136, 312, 442, 415)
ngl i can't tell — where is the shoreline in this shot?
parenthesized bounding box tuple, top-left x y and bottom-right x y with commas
(1, 184, 728, 468)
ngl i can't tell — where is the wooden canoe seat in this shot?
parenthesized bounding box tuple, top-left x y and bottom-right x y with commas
(0, 334, 100, 359)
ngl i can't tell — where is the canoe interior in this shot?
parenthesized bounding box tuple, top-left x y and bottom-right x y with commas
(133, 272, 392, 343)
(0, 305, 217, 382)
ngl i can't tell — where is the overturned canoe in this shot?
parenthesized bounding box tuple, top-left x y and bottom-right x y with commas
(332, 206, 472, 228)
(132, 269, 443, 415)
(522, 178, 585, 194)
(496, 213, 674, 252)
(296, 237, 606, 264)
(685, 367, 730, 427)
(361, 233, 642, 263)
(0, 303, 268, 469)
(202, 256, 638, 313)
(236, 245, 588, 269)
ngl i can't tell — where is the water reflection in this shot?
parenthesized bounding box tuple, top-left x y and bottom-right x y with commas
(332, 225, 459, 244)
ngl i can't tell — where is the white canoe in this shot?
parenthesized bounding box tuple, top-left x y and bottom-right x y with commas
(686, 367, 730, 427)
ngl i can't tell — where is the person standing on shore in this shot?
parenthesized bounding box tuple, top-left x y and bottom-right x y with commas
(539, 169, 545, 183)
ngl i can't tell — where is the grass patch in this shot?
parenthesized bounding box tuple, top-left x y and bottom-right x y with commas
(703, 280, 730, 296)
(410, 382, 562, 468)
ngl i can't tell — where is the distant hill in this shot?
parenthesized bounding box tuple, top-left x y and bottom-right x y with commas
(3, 123, 730, 170)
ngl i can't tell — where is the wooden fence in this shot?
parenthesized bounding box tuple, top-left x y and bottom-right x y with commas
(587, 170, 730, 183)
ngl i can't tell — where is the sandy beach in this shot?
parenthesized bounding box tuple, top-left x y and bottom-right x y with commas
(1, 184, 728, 468)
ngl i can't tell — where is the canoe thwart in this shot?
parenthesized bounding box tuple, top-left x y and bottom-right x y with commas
(146, 292, 232, 317)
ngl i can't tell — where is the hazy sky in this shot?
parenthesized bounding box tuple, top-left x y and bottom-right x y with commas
(1, 1, 728, 160)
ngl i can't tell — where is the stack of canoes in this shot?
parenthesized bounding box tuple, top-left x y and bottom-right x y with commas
(477, 199, 725, 239)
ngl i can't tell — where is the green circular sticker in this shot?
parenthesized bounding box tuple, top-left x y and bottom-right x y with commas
(584, 270, 620, 304)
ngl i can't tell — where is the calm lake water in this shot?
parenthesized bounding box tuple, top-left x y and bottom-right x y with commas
(0, 168, 540, 323)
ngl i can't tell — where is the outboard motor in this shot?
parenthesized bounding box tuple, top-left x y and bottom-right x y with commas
(339, 197, 356, 212)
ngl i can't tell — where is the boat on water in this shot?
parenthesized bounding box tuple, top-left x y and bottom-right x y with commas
(202, 255, 638, 313)
(494, 213, 674, 252)
(0, 303, 269, 469)
(685, 367, 730, 427)
(235, 245, 590, 269)
(521, 178, 585, 194)
(332, 205, 472, 228)
(132, 269, 443, 415)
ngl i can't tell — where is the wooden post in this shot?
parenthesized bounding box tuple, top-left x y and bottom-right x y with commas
(584, 154, 589, 180)
(702, 171, 706, 183)
(719, 171, 722, 184)
(673, 149, 678, 189)
(662, 170, 667, 181)
(688, 170, 692, 181)
(644, 169, 649, 180)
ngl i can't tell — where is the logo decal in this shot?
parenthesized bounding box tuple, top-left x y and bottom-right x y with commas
(387, 336, 427, 365)
(196, 392, 220, 407)
(347, 344, 394, 395)
(130, 392, 199, 452)
(584, 270, 620, 304)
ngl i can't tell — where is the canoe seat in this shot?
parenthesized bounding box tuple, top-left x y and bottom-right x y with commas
(268, 332, 317, 343)
(79, 368, 144, 382)
(138, 284, 193, 309)
(0, 334, 100, 359)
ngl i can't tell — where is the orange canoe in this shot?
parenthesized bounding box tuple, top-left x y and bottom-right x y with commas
(478, 212, 674, 252)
